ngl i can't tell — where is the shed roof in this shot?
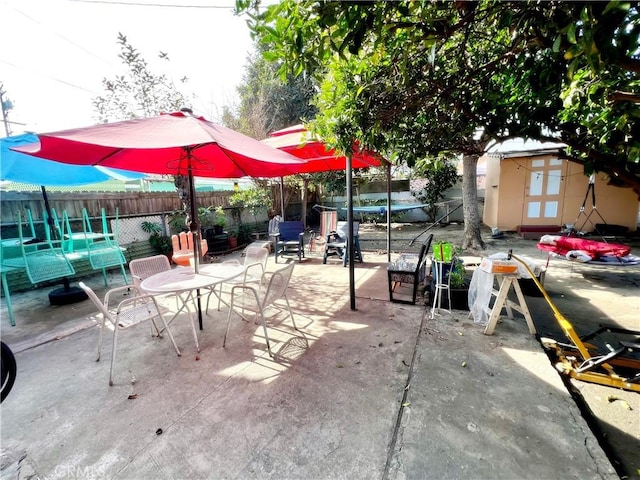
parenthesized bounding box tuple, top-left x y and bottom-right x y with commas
(486, 138, 566, 158)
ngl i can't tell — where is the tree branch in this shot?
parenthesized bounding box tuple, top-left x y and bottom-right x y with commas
(607, 91, 640, 103)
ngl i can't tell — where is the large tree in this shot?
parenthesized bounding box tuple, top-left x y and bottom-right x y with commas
(238, 0, 639, 249)
(222, 45, 317, 140)
(224, 43, 350, 226)
(93, 32, 195, 224)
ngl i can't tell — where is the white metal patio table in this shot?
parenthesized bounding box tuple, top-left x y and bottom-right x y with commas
(140, 264, 246, 352)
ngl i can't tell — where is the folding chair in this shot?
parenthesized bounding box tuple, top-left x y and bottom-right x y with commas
(0, 232, 26, 326)
(223, 262, 297, 357)
(206, 245, 269, 313)
(83, 208, 129, 285)
(272, 221, 305, 263)
(387, 234, 433, 305)
(308, 210, 337, 255)
(129, 254, 172, 290)
(79, 281, 181, 386)
(17, 211, 76, 287)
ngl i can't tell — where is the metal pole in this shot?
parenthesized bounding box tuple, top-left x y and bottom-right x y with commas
(347, 155, 356, 310)
(386, 161, 391, 262)
(187, 156, 204, 330)
(280, 176, 285, 219)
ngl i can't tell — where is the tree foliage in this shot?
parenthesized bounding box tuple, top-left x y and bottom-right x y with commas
(93, 33, 191, 123)
(238, 0, 640, 248)
(412, 156, 460, 222)
(223, 44, 317, 140)
(92, 33, 196, 225)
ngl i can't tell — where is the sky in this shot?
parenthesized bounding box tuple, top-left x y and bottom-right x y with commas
(0, 0, 257, 136)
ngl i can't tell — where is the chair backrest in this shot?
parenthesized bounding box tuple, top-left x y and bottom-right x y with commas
(262, 263, 295, 307)
(171, 231, 208, 266)
(78, 282, 113, 322)
(335, 221, 360, 239)
(416, 234, 434, 272)
(244, 246, 269, 270)
(319, 211, 338, 237)
(172, 231, 192, 252)
(268, 215, 282, 236)
(18, 211, 75, 284)
(277, 221, 304, 241)
(172, 231, 207, 252)
(129, 254, 171, 289)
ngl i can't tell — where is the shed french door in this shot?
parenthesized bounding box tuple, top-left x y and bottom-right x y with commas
(522, 158, 567, 225)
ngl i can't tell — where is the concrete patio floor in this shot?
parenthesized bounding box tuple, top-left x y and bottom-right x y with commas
(0, 249, 619, 479)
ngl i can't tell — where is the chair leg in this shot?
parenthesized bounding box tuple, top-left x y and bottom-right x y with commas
(258, 312, 273, 357)
(2, 273, 15, 327)
(96, 316, 108, 361)
(283, 294, 297, 330)
(217, 284, 223, 312)
(186, 306, 200, 353)
(119, 264, 129, 285)
(223, 293, 235, 347)
(108, 325, 118, 386)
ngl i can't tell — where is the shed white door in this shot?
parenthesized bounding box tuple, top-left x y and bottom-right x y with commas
(522, 158, 567, 225)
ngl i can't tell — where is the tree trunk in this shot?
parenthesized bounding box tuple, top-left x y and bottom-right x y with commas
(461, 154, 486, 250)
(174, 174, 191, 229)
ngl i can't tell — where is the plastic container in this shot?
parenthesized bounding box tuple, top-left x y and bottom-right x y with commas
(479, 257, 518, 274)
(433, 242, 453, 262)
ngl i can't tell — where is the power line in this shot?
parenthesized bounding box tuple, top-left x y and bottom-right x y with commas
(6, 4, 116, 68)
(69, 0, 235, 8)
(1, 60, 102, 95)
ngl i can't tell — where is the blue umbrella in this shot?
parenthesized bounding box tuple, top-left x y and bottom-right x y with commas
(1, 133, 146, 240)
(1, 133, 145, 185)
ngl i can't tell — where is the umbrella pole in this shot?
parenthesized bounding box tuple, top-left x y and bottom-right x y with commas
(187, 160, 204, 330)
(280, 176, 285, 219)
(386, 162, 391, 262)
(41, 186, 58, 241)
(347, 155, 356, 311)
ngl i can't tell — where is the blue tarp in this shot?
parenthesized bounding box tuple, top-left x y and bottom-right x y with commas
(1, 133, 145, 186)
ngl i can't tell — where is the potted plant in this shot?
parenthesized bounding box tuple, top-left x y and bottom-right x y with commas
(429, 256, 470, 311)
(213, 205, 226, 234)
(228, 228, 238, 249)
(141, 221, 172, 257)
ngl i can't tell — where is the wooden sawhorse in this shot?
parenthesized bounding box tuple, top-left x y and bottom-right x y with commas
(483, 274, 536, 336)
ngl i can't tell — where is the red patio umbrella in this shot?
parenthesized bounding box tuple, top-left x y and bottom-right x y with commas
(262, 123, 384, 219)
(262, 124, 383, 173)
(262, 124, 387, 311)
(13, 110, 306, 327)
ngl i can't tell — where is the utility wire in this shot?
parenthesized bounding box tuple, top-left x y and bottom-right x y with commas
(6, 3, 116, 68)
(0, 60, 101, 95)
(69, 0, 235, 8)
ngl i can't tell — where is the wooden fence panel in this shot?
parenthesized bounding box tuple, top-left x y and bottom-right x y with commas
(0, 191, 233, 225)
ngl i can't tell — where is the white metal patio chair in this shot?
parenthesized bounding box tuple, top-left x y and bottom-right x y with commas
(223, 262, 297, 357)
(129, 254, 184, 333)
(79, 281, 181, 386)
(129, 254, 172, 291)
(207, 245, 270, 313)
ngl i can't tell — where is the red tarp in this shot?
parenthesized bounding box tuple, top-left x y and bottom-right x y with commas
(537, 236, 631, 259)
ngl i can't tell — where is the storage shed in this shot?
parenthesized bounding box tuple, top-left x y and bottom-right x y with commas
(482, 139, 639, 234)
